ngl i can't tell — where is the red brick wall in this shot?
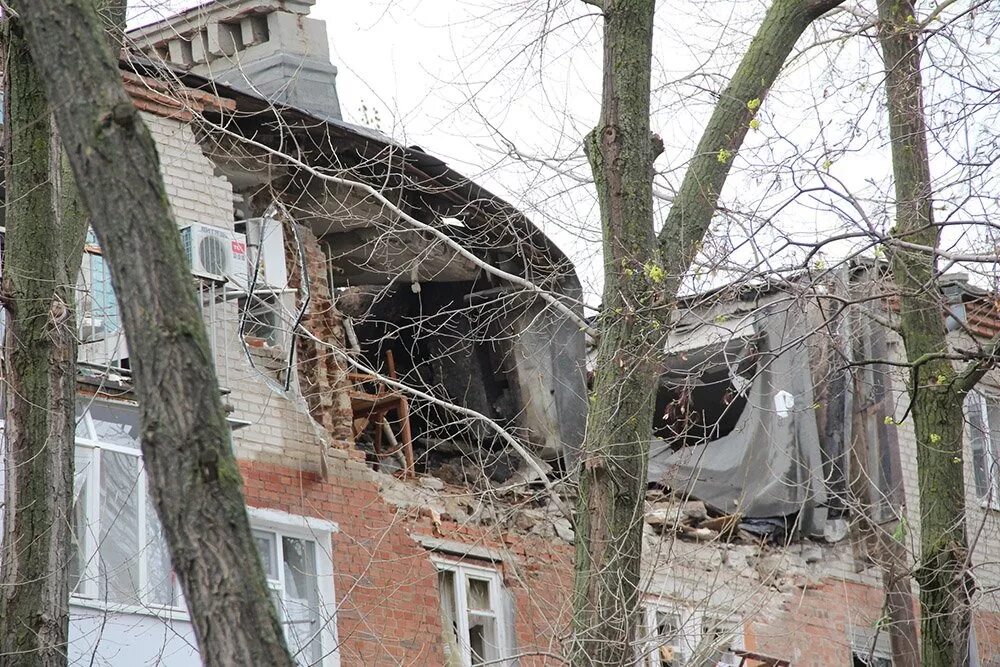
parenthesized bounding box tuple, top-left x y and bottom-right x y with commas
(239, 452, 573, 665)
(747, 579, 887, 665)
(239, 452, 1000, 666)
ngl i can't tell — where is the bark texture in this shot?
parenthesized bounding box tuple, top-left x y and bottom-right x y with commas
(877, 2, 972, 665)
(0, 20, 78, 666)
(12, 1, 296, 665)
(0, 5, 124, 664)
(572, 2, 843, 663)
(573, 1, 661, 664)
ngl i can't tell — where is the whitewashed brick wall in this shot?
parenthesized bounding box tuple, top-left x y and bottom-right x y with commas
(142, 112, 328, 471)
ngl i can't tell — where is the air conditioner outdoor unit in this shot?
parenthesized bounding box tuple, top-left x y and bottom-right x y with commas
(180, 223, 248, 287)
(242, 216, 288, 290)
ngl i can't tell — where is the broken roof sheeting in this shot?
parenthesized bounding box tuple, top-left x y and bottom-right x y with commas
(121, 55, 578, 290)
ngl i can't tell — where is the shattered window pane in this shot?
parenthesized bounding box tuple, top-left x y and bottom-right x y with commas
(437, 564, 507, 667)
(467, 577, 491, 611)
(251, 529, 328, 667)
(468, 613, 499, 666)
(282, 536, 321, 665)
(439, 570, 463, 667)
(641, 607, 686, 667)
(654, 610, 684, 667)
(699, 618, 741, 667)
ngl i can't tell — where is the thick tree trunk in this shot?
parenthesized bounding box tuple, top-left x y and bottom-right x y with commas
(573, 3, 845, 664)
(0, 21, 78, 666)
(12, 2, 296, 665)
(572, 2, 661, 665)
(877, 2, 973, 665)
(0, 4, 120, 664)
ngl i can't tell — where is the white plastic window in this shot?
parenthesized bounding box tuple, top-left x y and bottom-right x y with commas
(965, 390, 1000, 508)
(70, 401, 340, 666)
(642, 605, 688, 666)
(434, 559, 509, 667)
(699, 616, 743, 666)
(254, 529, 324, 665)
(640, 604, 743, 667)
(71, 400, 182, 610)
(250, 508, 340, 667)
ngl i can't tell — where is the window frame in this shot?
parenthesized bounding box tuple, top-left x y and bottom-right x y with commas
(69, 402, 342, 667)
(248, 507, 341, 667)
(641, 602, 690, 667)
(964, 389, 1000, 510)
(699, 615, 744, 667)
(71, 400, 185, 617)
(432, 556, 511, 667)
(640, 600, 743, 667)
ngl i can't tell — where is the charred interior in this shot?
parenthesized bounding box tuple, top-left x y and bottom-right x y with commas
(338, 280, 529, 483)
(655, 338, 757, 449)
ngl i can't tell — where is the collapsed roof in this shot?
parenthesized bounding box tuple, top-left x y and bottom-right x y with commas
(125, 2, 589, 474)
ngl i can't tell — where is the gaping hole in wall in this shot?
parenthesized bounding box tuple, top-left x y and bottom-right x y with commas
(655, 339, 757, 449)
(339, 280, 524, 484)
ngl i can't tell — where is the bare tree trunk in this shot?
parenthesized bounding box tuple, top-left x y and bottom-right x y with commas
(572, 2, 844, 664)
(0, 4, 121, 664)
(11, 1, 296, 665)
(877, 2, 973, 665)
(572, 1, 661, 664)
(0, 19, 78, 666)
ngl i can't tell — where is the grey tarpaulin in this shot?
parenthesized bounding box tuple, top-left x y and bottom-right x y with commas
(649, 302, 829, 537)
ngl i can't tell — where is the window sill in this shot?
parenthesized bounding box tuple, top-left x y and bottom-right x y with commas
(70, 596, 190, 622)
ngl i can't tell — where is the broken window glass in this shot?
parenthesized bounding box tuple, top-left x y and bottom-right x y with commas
(698, 617, 742, 667)
(436, 562, 508, 667)
(439, 569, 464, 667)
(252, 529, 325, 666)
(656, 339, 756, 448)
(644, 608, 685, 667)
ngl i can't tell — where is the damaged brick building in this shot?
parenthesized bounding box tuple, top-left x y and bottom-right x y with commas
(7, 0, 1000, 665)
